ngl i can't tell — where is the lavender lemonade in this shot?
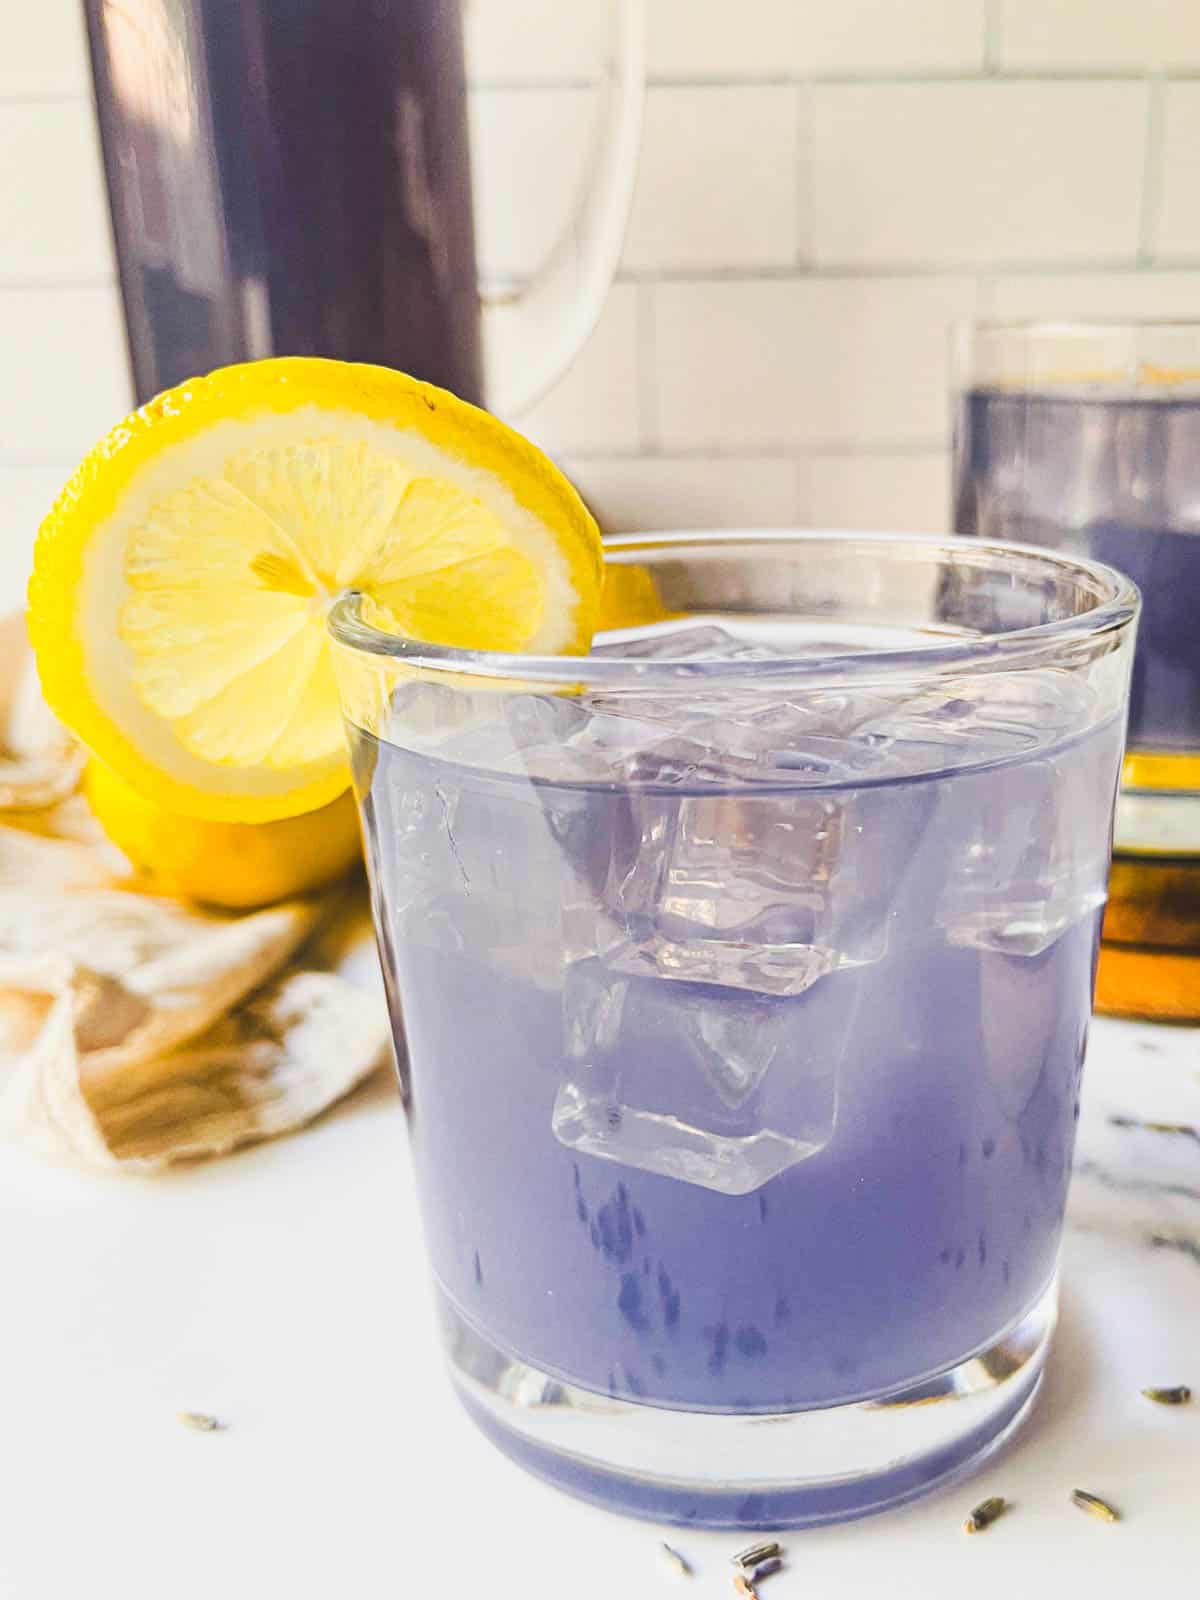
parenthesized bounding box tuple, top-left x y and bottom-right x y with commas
(333, 534, 1135, 1526)
(955, 385, 1200, 758)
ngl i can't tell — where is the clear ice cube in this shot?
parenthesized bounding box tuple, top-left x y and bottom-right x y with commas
(933, 675, 1112, 956)
(504, 693, 592, 748)
(552, 959, 846, 1196)
(591, 622, 784, 661)
(595, 786, 904, 996)
(386, 679, 485, 748)
(437, 692, 619, 783)
(936, 757, 1110, 956)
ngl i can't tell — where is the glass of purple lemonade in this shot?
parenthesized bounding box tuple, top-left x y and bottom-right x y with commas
(330, 532, 1136, 1528)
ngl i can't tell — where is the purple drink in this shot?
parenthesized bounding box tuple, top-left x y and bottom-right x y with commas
(956, 386, 1200, 756)
(332, 533, 1135, 1527)
(357, 714, 1114, 1409)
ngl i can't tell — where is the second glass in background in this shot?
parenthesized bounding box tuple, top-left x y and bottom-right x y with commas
(953, 321, 1200, 1020)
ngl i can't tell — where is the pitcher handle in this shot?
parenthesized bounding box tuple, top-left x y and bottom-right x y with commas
(481, 0, 646, 420)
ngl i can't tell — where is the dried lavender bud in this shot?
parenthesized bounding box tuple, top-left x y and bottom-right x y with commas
(963, 1495, 1008, 1534)
(1071, 1489, 1120, 1524)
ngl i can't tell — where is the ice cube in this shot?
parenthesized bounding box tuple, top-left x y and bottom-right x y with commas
(504, 693, 591, 748)
(552, 960, 844, 1195)
(625, 725, 867, 786)
(937, 757, 1110, 956)
(677, 990, 786, 1107)
(599, 787, 895, 996)
(591, 622, 783, 661)
(936, 713, 1114, 957)
(437, 692, 619, 783)
(386, 680, 484, 748)
(605, 927, 844, 997)
(578, 683, 962, 788)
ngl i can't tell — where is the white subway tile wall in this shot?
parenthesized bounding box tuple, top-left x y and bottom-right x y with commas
(487, 283, 643, 456)
(978, 271, 1200, 320)
(0, 287, 131, 460)
(647, 0, 988, 79)
(647, 0, 801, 80)
(800, 453, 951, 535)
(4, 0, 1200, 582)
(622, 87, 802, 272)
(470, 88, 595, 282)
(812, 82, 1148, 267)
(795, 0, 987, 76)
(0, 4, 90, 97)
(562, 456, 798, 532)
(996, 0, 1200, 72)
(465, 0, 607, 83)
(1151, 84, 1200, 262)
(0, 101, 115, 283)
(0, 465, 67, 603)
(652, 277, 978, 452)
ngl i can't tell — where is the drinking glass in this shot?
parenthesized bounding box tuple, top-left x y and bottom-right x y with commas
(330, 532, 1135, 1529)
(954, 322, 1200, 1019)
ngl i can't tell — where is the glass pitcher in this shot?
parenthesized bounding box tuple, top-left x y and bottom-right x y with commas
(82, 0, 645, 418)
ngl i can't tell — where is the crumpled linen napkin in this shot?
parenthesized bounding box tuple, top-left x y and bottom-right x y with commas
(0, 614, 390, 1171)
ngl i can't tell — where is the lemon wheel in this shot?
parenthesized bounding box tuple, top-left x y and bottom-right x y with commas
(29, 358, 602, 822)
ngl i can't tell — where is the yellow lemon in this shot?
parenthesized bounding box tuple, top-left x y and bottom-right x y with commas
(596, 560, 670, 632)
(84, 758, 362, 909)
(29, 358, 602, 822)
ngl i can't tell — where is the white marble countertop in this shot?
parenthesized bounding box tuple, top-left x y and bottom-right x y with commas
(1, 997, 1196, 1599)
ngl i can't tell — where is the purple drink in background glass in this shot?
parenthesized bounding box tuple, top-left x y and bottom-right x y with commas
(952, 325, 1200, 1026)
(955, 385, 1200, 756)
(331, 533, 1136, 1528)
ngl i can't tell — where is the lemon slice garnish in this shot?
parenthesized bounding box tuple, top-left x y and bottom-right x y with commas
(29, 358, 602, 822)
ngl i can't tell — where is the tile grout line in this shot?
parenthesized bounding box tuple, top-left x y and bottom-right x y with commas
(981, 0, 1002, 75)
(465, 70, 1200, 93)
(610, 257, 1200, 287)
(560, 440, 951, 466)
(1137, 75, 1167, 266)
(14, 259, 1200, 303)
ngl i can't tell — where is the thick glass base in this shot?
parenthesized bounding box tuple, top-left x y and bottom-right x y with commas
(440, 1280, 1056, 1529)
(1097, 851, 1200, 1021)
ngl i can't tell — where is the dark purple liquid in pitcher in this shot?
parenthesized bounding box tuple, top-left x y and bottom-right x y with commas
(86, 0, 482, 402)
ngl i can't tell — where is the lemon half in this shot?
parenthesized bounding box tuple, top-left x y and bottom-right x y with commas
(29, 358, 602, 822)
(85, 759, 362, 909)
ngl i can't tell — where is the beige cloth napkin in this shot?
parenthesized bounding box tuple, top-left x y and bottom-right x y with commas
(0, 615, 390, 1171)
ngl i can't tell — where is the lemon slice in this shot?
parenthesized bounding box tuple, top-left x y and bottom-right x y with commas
(28, 358, 602, 822)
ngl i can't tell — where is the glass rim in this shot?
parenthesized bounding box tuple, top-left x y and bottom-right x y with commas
(327, 529, 1139, 686)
